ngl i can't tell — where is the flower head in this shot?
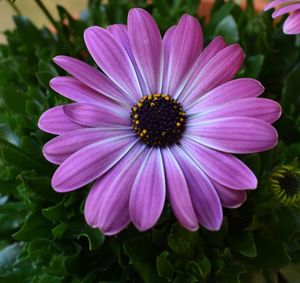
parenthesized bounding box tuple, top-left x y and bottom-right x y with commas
(270, 165, 300, 205)
(38, 8, 281, 235)
(264, 0, 300, 34)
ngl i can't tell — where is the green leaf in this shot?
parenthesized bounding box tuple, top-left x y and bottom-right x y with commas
(206, 1, 236, 35)
(271, 208, 300, 240)
(196, 257, 211, 278)
(187, 257, 212, 280)
(28, 238, 59, 263)
(253, 231, 291, 269)
(0, 243, 22, 274)
(0, 0, 300, 281)
(52, 223, 68, 238)
(13, 211, 53, 241)
(20, 136, 43, 157)
(281, 64, 300, 115)
(36, 59, 59, 90)
(124, 235, 166, 283)
(43, 200, 67, 222)
(156, 252, 174, 280)
(77, 226, 104, 251)
(21, 175, 59, 202)
(48, 254, 68, 277)
(216, 261, 246, 283)
(0, 202, 26, 237)
(1, 88, 26, 113)
(38, 60, 58, 77)
(64, 243, 82, 275)
(244, 55, 265, 79)
(36, 71, 53, 89)
(215, 15, 239, 44)
(173, 273, 198, 283)
(229, 231, 257, 258)
(0, 137, 49, 173)
(13, 16, 41, 49)
(0, 180, 18, 195)
(167, 223, 201, 256)
(25, 100, 43, 116)
(32, 273, 62, 283)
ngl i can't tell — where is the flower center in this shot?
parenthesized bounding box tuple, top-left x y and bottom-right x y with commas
(130, 94, 186, 147)
(279, 172, 300, 197)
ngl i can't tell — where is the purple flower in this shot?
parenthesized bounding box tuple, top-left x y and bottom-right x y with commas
(38, 8, 281, 235)
(265, 0, 300, 34)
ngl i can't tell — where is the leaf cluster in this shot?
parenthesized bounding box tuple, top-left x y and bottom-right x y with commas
(0, 0, 300, 282)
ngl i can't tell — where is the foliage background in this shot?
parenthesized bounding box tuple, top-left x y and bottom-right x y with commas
(0, 0, 300, 282)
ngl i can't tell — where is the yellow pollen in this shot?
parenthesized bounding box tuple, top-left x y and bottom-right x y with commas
(130, 93, 186, 147)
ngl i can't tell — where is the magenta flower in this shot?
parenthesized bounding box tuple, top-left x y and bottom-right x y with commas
(265, 0, 300, 34)
(38, 8, 281, 235)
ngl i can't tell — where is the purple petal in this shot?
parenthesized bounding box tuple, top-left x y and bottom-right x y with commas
(107, 24, 148, 95)
(192, 36, 226, 71)
(53, 55, 131, 106)
(161, 148, 198, 231)
(272, 3, 300, 18)
(187, 78, 264, 113)
(187, 117, 278, 154)
(264, 0, 291, 11)
(162, 25, 176, 93)
(63, 103, 129, 127)
(38, 106, 83, 135)
(182, 44, 245, 105)
(43, 127, 130, 165)
(52, 135, 136, 192)
(165, 15, 203, 97)
(84, 26, 142, 102)
(177, 36, 226, 100)
(213, 180, 247, 208)
(107, 24, 131, 56)
(84, 143, 147, 235)
(189, 98, 281, 124)
(50, 77, 128, 110)
(129, 148, 166, 231)
(171, 145, 223, 231)
(128, 8, 163, 94)
(84, 177, 130, 235)
(181, 137, 257, 190)
(283, 11, 300, 35)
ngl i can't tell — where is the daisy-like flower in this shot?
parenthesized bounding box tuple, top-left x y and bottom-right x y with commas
(264, 0, 300, 34)
(270, 165, 300, 205)
(38, 8, 281, 235)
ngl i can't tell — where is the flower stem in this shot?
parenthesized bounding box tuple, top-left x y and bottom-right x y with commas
(6, 0, 21, 16)
(33, 0, 58, 30)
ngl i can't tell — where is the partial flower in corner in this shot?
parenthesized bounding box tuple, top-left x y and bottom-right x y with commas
(38, 8, 281, 235)
(270, 165, 300, 205)
(264, 0, 300, 34)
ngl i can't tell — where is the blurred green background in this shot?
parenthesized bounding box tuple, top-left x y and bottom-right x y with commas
(0, 0, 87, 42)
(1, 0, 300, 282)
